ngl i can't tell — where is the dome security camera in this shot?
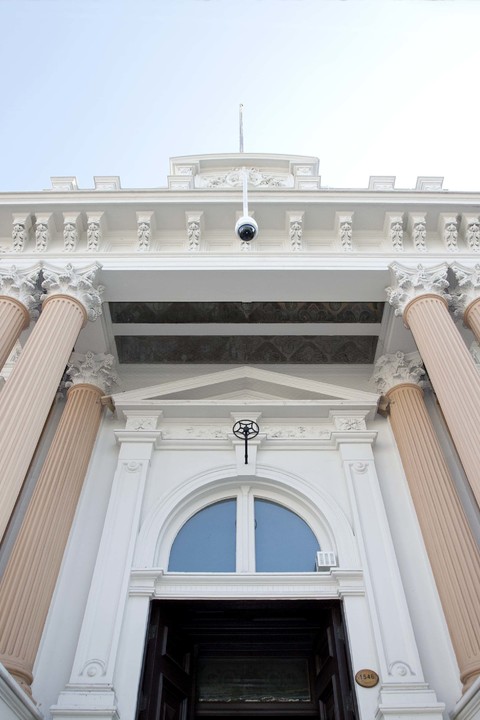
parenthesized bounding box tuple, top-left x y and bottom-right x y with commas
(235, 216, 258, 242)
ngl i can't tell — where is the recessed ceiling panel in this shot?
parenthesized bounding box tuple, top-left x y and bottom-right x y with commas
(115, 335, 378, 364)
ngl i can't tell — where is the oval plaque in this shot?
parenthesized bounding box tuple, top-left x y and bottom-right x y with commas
(355, 669, 379, 688)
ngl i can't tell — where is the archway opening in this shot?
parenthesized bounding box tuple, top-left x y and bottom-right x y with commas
(136, 600, 357, 720)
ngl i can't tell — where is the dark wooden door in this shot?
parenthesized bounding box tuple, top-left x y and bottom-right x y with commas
(136, 603, 195, 720)
(137, 600, 356, 720)
(314, 606, 356, 720)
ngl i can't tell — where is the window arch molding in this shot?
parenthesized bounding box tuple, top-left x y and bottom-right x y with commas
(134, 466, 358, 569)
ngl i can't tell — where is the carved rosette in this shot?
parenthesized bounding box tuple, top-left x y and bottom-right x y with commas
(41, 263, 104, 321)
(0, 264, 42, 318)
(449, 263, 480, 318)
(371, 351, 425, 395)
(65, 351, 118, 393)
(386, 262, 450, 317)
(333, 416, 367, 431)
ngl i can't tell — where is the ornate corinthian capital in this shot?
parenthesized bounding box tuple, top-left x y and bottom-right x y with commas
(0, 264, 42, 317)
(41, 263, 104, 321)
(449, 262, 480, 318)
(371, 351, 425, 395)
(386, 262, 450, 316)
(66, 351, 118, 393)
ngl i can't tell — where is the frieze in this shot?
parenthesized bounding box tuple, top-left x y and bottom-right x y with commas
(197, 168, 288, 189)
(157, 424, 331, 440)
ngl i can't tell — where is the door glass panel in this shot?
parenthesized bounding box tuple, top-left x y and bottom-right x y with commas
(255, 499, 320, 572)
(197, 657, 311, 702)
(168, 499, 236, 572)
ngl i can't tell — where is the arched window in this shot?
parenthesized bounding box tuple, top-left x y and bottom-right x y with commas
(168, 491, 320, 573)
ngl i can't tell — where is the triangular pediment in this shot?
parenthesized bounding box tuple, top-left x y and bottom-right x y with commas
(112, 366, 379, 405)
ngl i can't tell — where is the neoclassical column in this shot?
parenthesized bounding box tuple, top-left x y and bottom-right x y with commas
(0, 264, 41, 370)
(0, 263, 103, 542)
(450, 263, 480, 341)
(372, 351, 480, 692)
(387, 262, 480, 508)
(0, 352, 117, 695)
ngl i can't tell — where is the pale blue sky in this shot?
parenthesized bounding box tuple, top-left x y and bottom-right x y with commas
(0, 0, 479, 191)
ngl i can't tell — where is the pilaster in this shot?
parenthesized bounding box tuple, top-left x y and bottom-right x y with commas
(373, 352, 480, 692)
(386, 262, 480, 510)
(51, 416, 161, 720)
(337, 432, 444, 719)
(0, 264, 103, 542)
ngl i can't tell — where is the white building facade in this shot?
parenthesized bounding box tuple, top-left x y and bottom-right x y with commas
(0, 154, 479, 720)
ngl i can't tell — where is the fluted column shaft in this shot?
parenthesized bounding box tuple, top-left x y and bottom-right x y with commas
(465, 299, 480, 342)
(404, 294, 480, 508)
(0, 295, 86, 541)
(387, 382, 480, 691)
(0, 297, 29, 370)
(0, 382, 104, 694)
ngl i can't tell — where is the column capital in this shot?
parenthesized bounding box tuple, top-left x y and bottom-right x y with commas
(449, 262, 480, 318)
(41, 263, 104, 321)
(386, 262, 450, 317)
(0, 264, 42, 318)
(371, 351, 425, 395)
(66, 351, 119, 394)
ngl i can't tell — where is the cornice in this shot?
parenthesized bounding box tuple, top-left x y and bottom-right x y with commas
(1, 189, 480, 205)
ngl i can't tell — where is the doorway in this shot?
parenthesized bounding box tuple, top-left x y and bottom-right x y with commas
(136, 600, 357, 720)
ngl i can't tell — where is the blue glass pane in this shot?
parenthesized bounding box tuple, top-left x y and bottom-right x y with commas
(255, 499, 319, 572)
(168, 499, 236, 572)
